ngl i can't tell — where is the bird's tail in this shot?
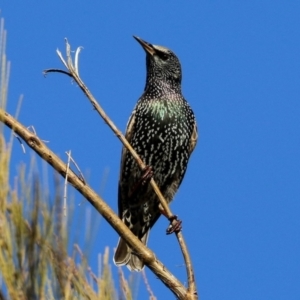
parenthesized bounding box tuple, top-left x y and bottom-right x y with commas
(113, 229, 150, 272)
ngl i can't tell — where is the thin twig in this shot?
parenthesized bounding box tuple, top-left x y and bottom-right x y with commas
(43, 39, 197, 298)
(14, 125, 51, 154)
(64, 150, 71, 217)
(74, 46, 83, 75)
(142, 269, 157, 300)
(27, 125, 49, 143)
(13, 133, 26, 153)
(43, 69, 71, 77)
(11, 95, 25, 153)
(118, 267, 132, 300)
(67, 153, 86, 184)
(27, 125, 36, 134)
(57, 46, 69, 70)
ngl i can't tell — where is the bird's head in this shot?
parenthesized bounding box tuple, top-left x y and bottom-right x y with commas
(133, 36, 182, 89)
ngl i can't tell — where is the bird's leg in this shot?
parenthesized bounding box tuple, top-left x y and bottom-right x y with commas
(159, 207, 182, 235)
(128, 166, 153, 199)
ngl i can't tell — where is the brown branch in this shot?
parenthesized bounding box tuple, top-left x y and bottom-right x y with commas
(0, 107, 190, 299)
(43, 39, 197, 299)
(63, 150, 71, 217)
(46, 39, 197, 299)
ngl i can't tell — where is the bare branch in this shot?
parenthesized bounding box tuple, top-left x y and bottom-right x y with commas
(142, 269, 157, 300)
(27, 125, 49, 143)
(64, 150, 71, 217)
(11, 95, 25, 152)
(56, 48, 68, 70)
(43, 69, 72, 77)
(67, 152, 86, 184)
(118, 267, 132, 300)
(13, 132, 26, 153)
(74, 46, 83, 75)
(45, 39, 198, 299)
(65, 39, 73, 71)
(43, 39, 198, 299)
(0, 108, 190, 299)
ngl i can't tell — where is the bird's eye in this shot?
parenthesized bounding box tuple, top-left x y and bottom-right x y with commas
(158, 52, 169, 61)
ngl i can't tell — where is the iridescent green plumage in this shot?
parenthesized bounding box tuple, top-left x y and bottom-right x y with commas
(114, 37, 198, 271)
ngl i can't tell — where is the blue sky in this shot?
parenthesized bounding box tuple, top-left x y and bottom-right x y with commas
(2, 2, 300, 299)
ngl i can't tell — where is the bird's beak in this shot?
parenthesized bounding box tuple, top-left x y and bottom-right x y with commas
(133, 36, 156, 56)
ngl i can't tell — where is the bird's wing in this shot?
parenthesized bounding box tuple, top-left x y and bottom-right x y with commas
(118, 110, 136, 217)
(189, 122, 198, 154)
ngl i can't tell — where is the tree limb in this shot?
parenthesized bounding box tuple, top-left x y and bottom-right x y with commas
(0, 107, 190, 299)
(44, 39, 198, 299)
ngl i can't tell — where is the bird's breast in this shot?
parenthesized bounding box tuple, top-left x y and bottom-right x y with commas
(126, 97, 194, 182)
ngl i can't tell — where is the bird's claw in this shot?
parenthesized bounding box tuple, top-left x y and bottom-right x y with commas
(140, 166, 153, 186)
(166, 215, 182, 235)
(128, 165, 153, 200)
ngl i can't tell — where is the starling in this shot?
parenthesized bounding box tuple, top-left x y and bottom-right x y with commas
(113, 36, 198, 271)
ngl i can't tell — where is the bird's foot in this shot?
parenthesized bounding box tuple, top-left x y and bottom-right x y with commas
(166, 215, 182, 235)
(128, 166, 153, 199)
(140, 165, 153, 186)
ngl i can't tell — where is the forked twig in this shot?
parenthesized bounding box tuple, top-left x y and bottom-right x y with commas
(43, 39, 197, 299)
(27, 125, 49, 143)
(66, 152, 86, 184)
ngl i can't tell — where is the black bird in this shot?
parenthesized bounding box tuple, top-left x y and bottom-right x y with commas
(114, 36, 198, 271)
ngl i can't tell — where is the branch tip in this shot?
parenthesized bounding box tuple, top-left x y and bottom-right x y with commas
(56, 49, 69, 70)
(75, 46, 83, 75)
(43, 69, 72, 77)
